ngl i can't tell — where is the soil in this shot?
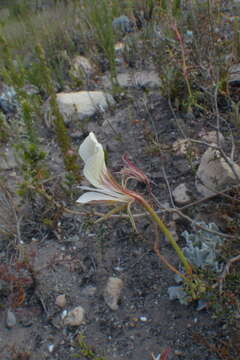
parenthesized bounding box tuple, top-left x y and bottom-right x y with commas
(0, 26, 239, 360)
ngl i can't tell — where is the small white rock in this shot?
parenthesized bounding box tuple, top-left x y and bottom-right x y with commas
(71, 55, 94, 78)
(45, 91, 115, 125)
(114, 41, 125, 55)
(0, 148, 17, 170)
(64, 306, 85, 326)
(103, 71, 161, 90)
(173, 183, 191, 205)
(55, 294, 66, 308)
(104, 277, 123, 310)
(48, 344, 54, 353)
(196, 148, 240, 197)
(61, 310, 68, 319)
(6, 309, 17, 328)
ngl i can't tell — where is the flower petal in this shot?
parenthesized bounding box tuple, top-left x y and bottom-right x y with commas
(79, 185, 128, 198)
(77, 191, 127, 204)
(79, 132, 107, 188)
(79, 132, 99, 163)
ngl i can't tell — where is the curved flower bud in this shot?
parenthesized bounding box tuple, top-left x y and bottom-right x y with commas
(121, 153, 151, 190)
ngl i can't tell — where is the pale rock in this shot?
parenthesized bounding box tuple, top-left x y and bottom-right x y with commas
(199, 130, 225, 146)
(103, 71, 161, 90)
(114, 41, 125, 55)
(172, 212, 181, 221)
(228, 63, 240, 87)
(228, 63, 240, 100)
(48, 344, 54, 353)
(114, 42, 125, 65)
(45, 91, 115, 125)
(112, 15, 133, 34)
(64, 306, 85, 326)
(71, 56, 94, 78)
(173, 183, 191, 205)
(6, 309, 17, 328)
(0, 85, 18, 114)
(0, 147, 17, 170)
(104, 277, 123, 310)
(55, 294, 66, 308)
(196, 148, 240, 197)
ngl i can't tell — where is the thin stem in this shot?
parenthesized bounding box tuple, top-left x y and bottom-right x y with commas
(137, 196, 192, 275)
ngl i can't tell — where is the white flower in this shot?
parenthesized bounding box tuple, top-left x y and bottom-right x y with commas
(77, 132, 137, 204)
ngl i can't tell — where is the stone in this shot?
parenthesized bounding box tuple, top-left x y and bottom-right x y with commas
(103, 71, 161, 90)
(45, 91, 115, 125)
(114, 41, 125, 56)
(112, 15, 133, 34)
(6, 309, 17, 328)
(0, 84, 18, 115)
(228, 63, 240, 100)
(70, 56, 94, 78)
(64, 306, 85, 326)
(198, 130, 225, 146)
(55, 294, 66, 308)
(104, 277, 123, 310)
(48, 344, 55, 353)
(196, 148, 240, 197)
(228, 63, 240, 87)
(0, 147, 17, 170)
(173, 183, 191, 205)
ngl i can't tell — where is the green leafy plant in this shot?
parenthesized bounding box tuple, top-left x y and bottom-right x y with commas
(84, 0, 117, 83)
(35, 43, 81, 183)
(73, 334, 106, 360)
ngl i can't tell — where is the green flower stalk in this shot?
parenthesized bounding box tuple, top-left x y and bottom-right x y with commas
(77, 132, 192, 276)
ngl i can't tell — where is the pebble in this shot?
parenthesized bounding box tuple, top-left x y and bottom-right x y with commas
(173, 183, 191, 205)
(48, 344, 54, 353)
(104, 277, 123, 310)
(64, 306, 85, 326)
(112, 15, 133, 33)
(6, 309, 17, 328)
(61, 310, 68, 319)
(55, 294, 66, 308)
(196, 148, 240, 196)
